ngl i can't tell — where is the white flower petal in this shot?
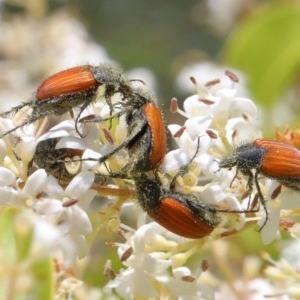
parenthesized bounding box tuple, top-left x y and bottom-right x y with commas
(81, 149, 103, 170)
(69, 232, 89, 258)
(68, 206, 92, 234)
(65, 171, 95, 198)
(225, 118, 260, 145)
(230, 97, 258, 118)
(183, 95, 212, 117)
(0, 167, 16, 186)
(194, 153, 219, 177)
(216, 86, 238, 98)
(16, 211, 76, 263)
(16, 139, 37, 162)
(184, 116, 213, 140)
(44, 175, 65, 199)
(142, 253, 172, 274)
(114, 269, 158, 299)
(161, 149, 189, 173)
(56, 136, 86, 149)
(172, 266, 192, 279)
(0, 186, 21, 204)
(167, 124, 182, 137)
(201, 184, 226, 204)
(260, 205, 281, 245)
(78, 189, 97, 210)
(49, 120, 77, 133)
(22, 169, 47, 196)
(36, 131, 68, 143)
(33, 199, 63, 215)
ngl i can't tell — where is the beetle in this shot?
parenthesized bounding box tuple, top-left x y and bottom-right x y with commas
(252, 139, 300, 189)
(219, 138, 300, 227)
(32, 89, 167, 181)
(134, 173, 221, 239)
(123, 93, 167, 173)
(29, 137, 84, 182)
(79, 89, 167, 175)
(92, 170, 221, 239)
(219, 138, 300, 191)
(0, 63, 134, 138)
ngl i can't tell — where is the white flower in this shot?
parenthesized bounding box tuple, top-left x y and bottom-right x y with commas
(106, 223, 172, 299)
(2, 47, 299, 299)
(32, 171, 96, 258)
(0, 168, 96, 261)
(15, 210, 76, 264)
(262, 251, 300, 298)
(163, 69, 262, 235)
(175, 62, 249, 96)
(108, 205, 216, 297)
(157, 267, 215, 300)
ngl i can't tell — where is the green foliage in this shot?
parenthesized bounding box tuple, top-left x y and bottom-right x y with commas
(0, 206, 54, 300)
(223, 2, 300, 108)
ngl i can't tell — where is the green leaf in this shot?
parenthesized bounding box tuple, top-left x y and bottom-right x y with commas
(223, 2, 300, 107)
(14, 211, 34, 262)
(0, 206, 54, 299)
(30, 257, 54, 300)
(0, 206, 19, 261)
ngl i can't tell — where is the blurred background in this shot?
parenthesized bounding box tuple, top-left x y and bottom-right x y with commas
(2, 0, 300, 129)
(1, 0, 300, 291)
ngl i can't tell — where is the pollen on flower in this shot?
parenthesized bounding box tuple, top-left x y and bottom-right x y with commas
(173, 126, 186, 138)
(225, 69, 239, 83)
(199, 97, 215, 105)
(1, 44, 299, 299)
(206, 129, 218, 139)
(181, 171, 199, 187)
(25, 198, 35, 207)
(171, 253, 190, 268)
(205, 78, 221, 87)
(107, 217, 121, 232)
(62, 198, 78, 207)
(170, 97, 178, 113)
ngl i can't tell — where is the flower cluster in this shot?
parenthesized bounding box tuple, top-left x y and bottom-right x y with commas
(0, 60, 300, 299)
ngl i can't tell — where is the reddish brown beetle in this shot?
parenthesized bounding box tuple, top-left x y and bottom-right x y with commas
(79, 90, 167, 175)
(219, 138, 300, 227)
(0, 64, 133, 138)
(134, 173, 221, 239)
